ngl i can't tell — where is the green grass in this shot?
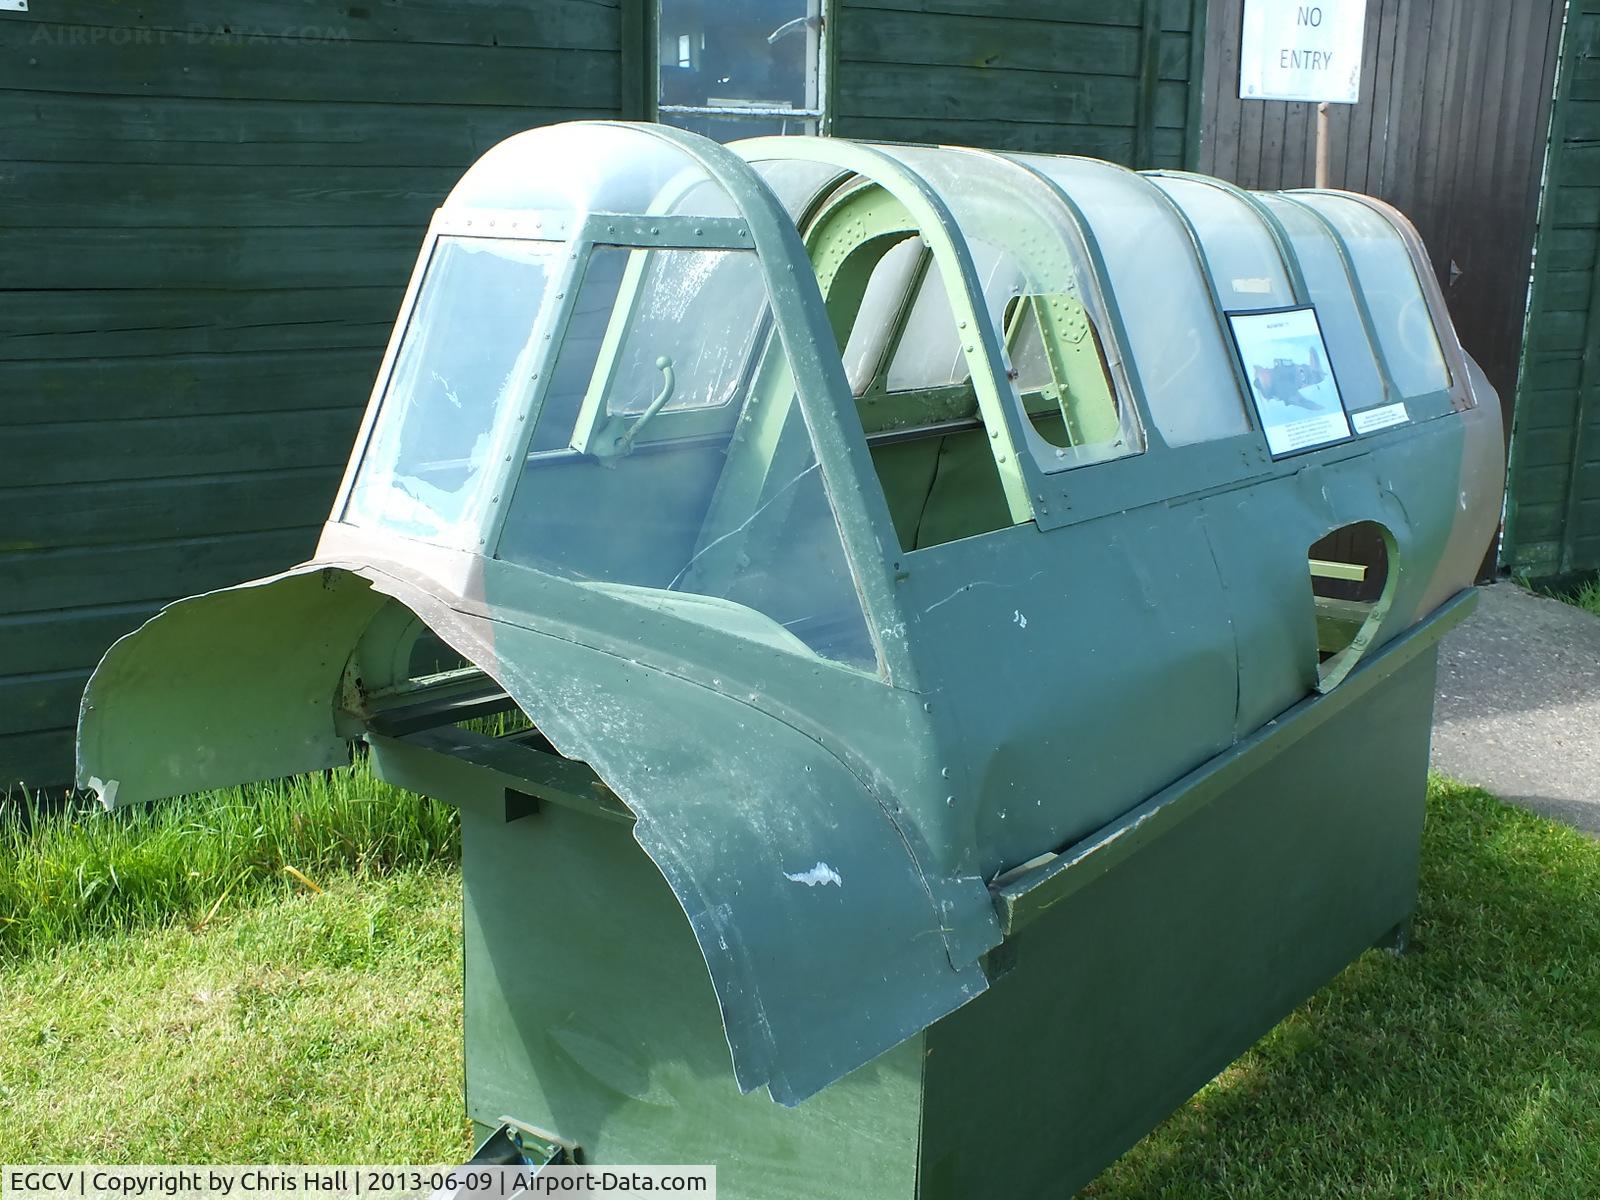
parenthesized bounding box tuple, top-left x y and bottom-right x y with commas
(1564, 576, 1600, 618)
(1522, 572, 1600, 618)
(3, 777, 1599, 1194)
(0, 753, 457, 961)
(0, 866, 470, 1162)
(1088, 777, 1600, 1199)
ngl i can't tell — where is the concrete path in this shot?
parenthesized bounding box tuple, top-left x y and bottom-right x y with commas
(1432, 582, 1600, 834)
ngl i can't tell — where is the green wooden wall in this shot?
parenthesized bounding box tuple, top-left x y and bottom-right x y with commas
(0, 1, 638, 789)
(1506, 1, 1600, 581)
(828, 0, 1205, 168)
(2, 0, 1203, 791)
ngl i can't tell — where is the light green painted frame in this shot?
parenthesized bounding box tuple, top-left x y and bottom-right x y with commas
(800, 178, 1084, 440)
(565, 239, 764, 456)
(737, 136, 1040, 525)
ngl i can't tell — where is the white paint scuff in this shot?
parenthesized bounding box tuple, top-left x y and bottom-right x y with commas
(87, 776, 119, 810)
(784, 862, 843, 888)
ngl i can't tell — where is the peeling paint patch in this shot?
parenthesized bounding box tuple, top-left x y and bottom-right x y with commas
(784, 862, 843, 887)
(87, 776, 119, 809)
(1013, 610, 1028, 629)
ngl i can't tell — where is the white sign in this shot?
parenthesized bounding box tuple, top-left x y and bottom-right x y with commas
(1240, 0, 1367, 104)
(1228, 307, 1352, 457)
(1351, 401, 1410, 434)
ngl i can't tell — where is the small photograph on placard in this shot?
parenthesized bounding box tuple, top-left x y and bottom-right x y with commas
(1228, 307, 1352, 457)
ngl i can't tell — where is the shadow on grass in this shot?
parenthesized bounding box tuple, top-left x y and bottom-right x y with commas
(1085, 778, 1600, 1199)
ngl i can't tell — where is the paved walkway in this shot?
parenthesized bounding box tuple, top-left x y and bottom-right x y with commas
(1432, 582, 1600, 834)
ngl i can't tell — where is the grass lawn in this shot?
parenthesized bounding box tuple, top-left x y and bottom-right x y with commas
(0, 867, 470, 1163)
(3, 776, 1599, 1195)
(1566, 577, 1600, 619)
(1532, 574, 1600, 619)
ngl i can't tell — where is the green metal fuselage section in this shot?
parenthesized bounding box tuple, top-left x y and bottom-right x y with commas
(75, 123, 1504, 1194)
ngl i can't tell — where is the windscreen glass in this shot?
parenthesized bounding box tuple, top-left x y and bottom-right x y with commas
(496, 245, 879, 673)
(345, 237, 560, 545)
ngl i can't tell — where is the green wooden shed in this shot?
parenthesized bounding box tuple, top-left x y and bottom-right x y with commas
(2, 0, 1204, 790)
(1504, 1, 1600, 583)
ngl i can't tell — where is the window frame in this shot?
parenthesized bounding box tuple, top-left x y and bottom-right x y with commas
(336, 208, 760, 551)
(649, 0, 833, 138)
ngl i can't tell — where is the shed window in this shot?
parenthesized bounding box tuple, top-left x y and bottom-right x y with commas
(656, 0, 825, 141)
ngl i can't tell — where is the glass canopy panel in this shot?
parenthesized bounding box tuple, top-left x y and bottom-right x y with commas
(497, 245, 878, 673)
(884, 249, 977, 392)
(1294, 193, 1453, 401)
(747, 157, 849, 221)
(445, 123, 735, 220)
(345, 237, 560, 545)
(1014, 156, 1251, 447)
(867, 144, 1143, 468)
(1258, 194, 1388, 411)
(1148, 176, 1297, 312)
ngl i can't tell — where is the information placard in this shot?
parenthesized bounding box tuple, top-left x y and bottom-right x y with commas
(1239, 0, 1367, 104)
(1229, 307, 1352, 457)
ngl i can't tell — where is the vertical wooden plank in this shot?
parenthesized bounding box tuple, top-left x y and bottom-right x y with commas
(1469, 2, 1535, 384)
(1280, 101, 1311, 188)
(1376, 0, 1414, 200)
(1331, 0, 1382, 191)
(1236, 23, 1266, 186)
(1258, 95, 1287, 190)
(1434, 0, 1495, 284)
(1201, 0, 1245, 180)
(823, 0, 842, 135)
(1348, 0, 1397, 195)
(1414, 0, 1466, 265)
(620, 0, 648, 120)
(1185, 0, 1209, 169)
(1225, 0, 1248, 183)
(1388, 0, 1436, 207)
(1134, 0, 1166, 166)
